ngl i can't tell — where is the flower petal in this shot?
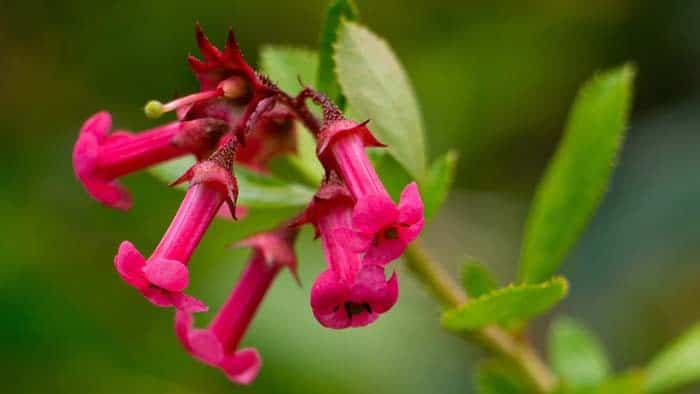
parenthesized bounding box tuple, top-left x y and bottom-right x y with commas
(172, 293, 208, 313)
(352, 265, 399, 314)
(332, 227, 372, 253)
(73, 112, 133, 211)
(399, 217, 425, 245)
(397, 182, 424, 225)
(188, 329, 224, 365)
(142, 258, 189, 292)
(220, 348, 262, 385)
(312, 308, 352, 329)
(352, 194, 398, 234)
(310, 269, 354, 329)
(348, 311, 379, 328)
(141, 287, 176, 307)
(174, 309, 194, 352)
(362, 238, 406, 266)
(83, 178, 133, 211)
(114, 241, 148, 289)
(80, 111, 112, 139)
(310, 269, 349, 313)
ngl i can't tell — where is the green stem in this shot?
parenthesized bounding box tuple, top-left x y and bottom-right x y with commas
(404, 241, 558, 393)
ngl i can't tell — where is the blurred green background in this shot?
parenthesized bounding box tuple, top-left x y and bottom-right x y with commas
(2, 0, 700, 392)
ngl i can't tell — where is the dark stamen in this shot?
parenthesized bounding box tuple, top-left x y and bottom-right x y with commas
(384, 227, 399, 240)
(344, 301, 368, 318)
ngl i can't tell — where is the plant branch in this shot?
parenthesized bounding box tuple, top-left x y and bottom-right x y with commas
(404, 241, 558, 393)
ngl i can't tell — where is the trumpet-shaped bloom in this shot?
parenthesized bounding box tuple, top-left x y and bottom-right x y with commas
(299, 179, 398, 328)
(175, 227, 297, 384)
(114, 160, 238, 311)
(317, 117, 425, 266)
(73, 111, 226, 209)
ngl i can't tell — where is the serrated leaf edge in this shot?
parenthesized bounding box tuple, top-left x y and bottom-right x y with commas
(441, 276, 569, 330)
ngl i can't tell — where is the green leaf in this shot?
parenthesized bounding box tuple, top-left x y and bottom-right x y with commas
(420, 150, 458, 220)
(317, 0, 358, 107)
(461, 260, 498, 298)
(519, 65, 635, 283)
(284, 122, 324, 186)
(257, 46, 324, 186)
(441, 277, 568, 331)
(646, 322, 700, 393)
(548, 317, 611, 391)
(594, 371, 645, 394)
(259, 45, 319, 94)
(476, 359, 529, 394)
(367, 149, 412, 200)
(335, 21, 427, 180)
(149, 157, 314, 208)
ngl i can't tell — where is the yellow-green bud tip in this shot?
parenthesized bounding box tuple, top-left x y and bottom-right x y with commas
(144, 100, 164, 118)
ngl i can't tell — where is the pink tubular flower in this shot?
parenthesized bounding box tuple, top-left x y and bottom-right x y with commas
(114, 156, 238, 312)
(73, 111, 227, 210)
(298, 178, 398, 329)
(175, 226, 298, 384)
(347, 182, 425, 266)
(315, 100, 425, 266)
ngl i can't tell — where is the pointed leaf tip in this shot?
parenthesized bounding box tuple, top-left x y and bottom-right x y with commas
(334, 21, 427, 180)
(519, 64, 635, 283)
(421, 150, 458, 220)
(318, 0, 359, 108)
(461, 260, 497, 298)
(441, 277, 568, 331)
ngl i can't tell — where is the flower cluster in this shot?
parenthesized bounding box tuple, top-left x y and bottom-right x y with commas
(72, 26, 424, 384)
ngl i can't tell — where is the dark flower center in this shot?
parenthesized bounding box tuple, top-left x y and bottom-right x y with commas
(383, 227, 399, 240)
(343, 301, 372, 318)
(372, 226, 399, 246)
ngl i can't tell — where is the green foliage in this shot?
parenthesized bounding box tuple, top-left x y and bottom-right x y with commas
(284, 123, 324, 186)
(335, 20, 427, 180)
(149, 157, 314, 208)
(317, 0, 358, 107)
(646, 322, 700, 393)
(548, 317, 610, 392)
(259, 45, 319, 94)
(593, 371, 645, 394)
(258, 45, 325, 186)
(519, 65, 635, 283)
(476, 359, 529, 394)
(461, 260, 497, 298)
(367, 150, 412, 200)
(441, 277, 568, 331)
(421, 150, 458, 220)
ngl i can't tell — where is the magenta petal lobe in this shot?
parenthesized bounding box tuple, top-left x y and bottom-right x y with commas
(114, 241, 148, 289)
(142, 258, 189, 292)
(188, 329, 225, 365)
(81, 111, 112, 139)
(171, 293, 208, 313)
(400, 217, 425, 245)
(362, 238, 406, 266)
(397, 182, 424, 224)
(352, 195, 399, 234)
(220, 348, 262, 385)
